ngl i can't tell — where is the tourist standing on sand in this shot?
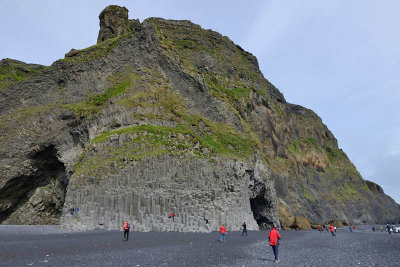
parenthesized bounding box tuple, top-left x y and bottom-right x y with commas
(268, 224, 281, 263)
(241, 222, 247, 236)
(330, 225, 336, 237)
(123, 221, 131, 241)
(219, 225, 227, 242)
(204, 216, 209, 229)
(386, 224, 391, 234)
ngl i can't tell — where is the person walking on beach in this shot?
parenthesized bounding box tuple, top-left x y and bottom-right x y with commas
(204, 216, 209, 229)
(123, 221, 131, 241)
(219, 225, 227, 242)
(241, 222, 248, 236)
(330, 225, 336, 237)
(268, 224, 281, 263)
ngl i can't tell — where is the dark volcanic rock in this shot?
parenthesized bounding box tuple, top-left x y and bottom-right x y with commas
(65, 49, 79, 58)
(365, 180, 384, 193)
(0, 58, 46, 90)
(97, 5, 140, 43)
(0, 5, 399, 229)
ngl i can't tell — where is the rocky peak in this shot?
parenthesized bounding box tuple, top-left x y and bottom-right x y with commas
(97, 5, 140, 43)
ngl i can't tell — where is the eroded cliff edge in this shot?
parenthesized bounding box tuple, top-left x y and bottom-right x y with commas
(1, 5, 399, 229)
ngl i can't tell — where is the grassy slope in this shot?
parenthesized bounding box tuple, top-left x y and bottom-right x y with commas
(0, 59, 47, 90)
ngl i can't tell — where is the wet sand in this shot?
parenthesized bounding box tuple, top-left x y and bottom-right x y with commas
(0, 225, 399, 266)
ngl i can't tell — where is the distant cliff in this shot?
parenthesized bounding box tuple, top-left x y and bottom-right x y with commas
(1, 5, 399, 230)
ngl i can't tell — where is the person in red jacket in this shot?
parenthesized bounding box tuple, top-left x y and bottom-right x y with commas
(330, 225, 336, 237)
(169, 212, 175, 221)
(268, 224, 281, 263)
(123, 221, 131, 241)
(318, 225, 322, 233)
(219, 225, 227, 242)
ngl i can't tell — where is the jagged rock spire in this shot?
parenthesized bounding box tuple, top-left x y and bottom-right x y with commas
(97, 5, 140, 43)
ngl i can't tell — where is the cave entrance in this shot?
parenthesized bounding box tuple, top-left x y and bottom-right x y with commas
(247, 170, 275, 229)
(0, 145, 68, 223)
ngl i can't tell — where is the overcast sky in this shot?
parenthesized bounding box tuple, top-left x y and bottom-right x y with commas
(1, 0, 399, 203)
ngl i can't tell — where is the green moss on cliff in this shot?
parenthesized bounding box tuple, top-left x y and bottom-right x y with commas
(0, 59, 47, 90)
(201, 73, 262, 149)
(63, 72, 138, 118)
(59, 32, 136, 63)
(302, 184, 313, 201)
(365, 180, 382, 193)
(92, 122, 255, 159)
(74, 122, 256, 179)
(93, 73, 135, 105)
(325, 146, 347, 162)
(204, 74, 253, 103)
(288, 137, 318, 153)
(334, 183, 363, 201)
(151, 18, 262, 83)
(73, 77, 257, 180)
(150, 19, 271, 159)
(172, 39, 213, 53)
(0, 103, 57, 141)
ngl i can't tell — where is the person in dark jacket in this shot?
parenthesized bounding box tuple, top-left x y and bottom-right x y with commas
(241, 222, 248, 236)
(387, 224, 391, 234)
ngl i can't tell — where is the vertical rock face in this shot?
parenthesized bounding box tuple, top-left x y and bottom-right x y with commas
(61, 155, 277, 231)
(1, 5, 399, 230)
(97, 5, 140, 43)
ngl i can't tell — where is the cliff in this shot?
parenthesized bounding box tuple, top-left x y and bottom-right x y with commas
(0, 5, 399, 230)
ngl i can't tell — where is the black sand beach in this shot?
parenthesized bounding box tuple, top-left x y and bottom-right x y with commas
(0, 225, 399, 266)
